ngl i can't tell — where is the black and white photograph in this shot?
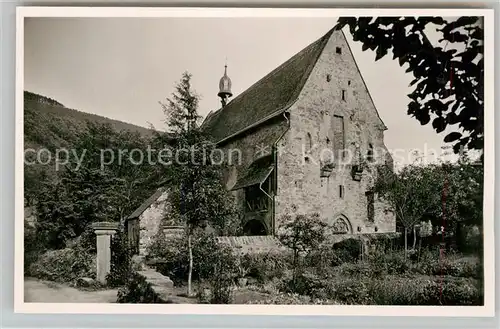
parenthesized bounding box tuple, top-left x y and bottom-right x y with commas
(16, 7, 494, 315)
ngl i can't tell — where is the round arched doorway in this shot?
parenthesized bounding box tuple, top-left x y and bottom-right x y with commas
(242, 219, 267, 236)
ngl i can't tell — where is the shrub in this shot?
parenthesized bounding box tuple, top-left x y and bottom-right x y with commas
(419, 277, 483, 305)
(412, 251, 481, 278)
(278, 213, 326, 282)
(240, 252, 290, 283)
(148, 230, 233, 286)
(145, 229, 180, 260)
(378, 251, 410, 275)
(146, 231, 188, 286)
(368, 233, 402, 253)
(116, 272, 171, 303)
(332, 238, 362, 263)
(365, 275, 483, 305)
(325, 277, 372, 305)
(460, 226, 483, 254)
(367, 276, 428, 305)
(24, 222, 45, 276)
(279, 272, 325, 297)
(28, 246, 95, 283)
(106, 230, 133, 287)
(305, 245, 354, 273)
(435, 258, 479, 278)
(77, 225, 97, 254)
(206, 244, 239, 304)
(336, 261, 373, 278)
(278, 271, 374, 304)
(246, 292, 339, 305)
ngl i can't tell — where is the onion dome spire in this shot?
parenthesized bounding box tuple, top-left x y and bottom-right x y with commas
(218, 62, 233, 107)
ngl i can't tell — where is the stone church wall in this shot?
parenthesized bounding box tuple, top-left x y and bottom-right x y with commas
(138, 190, 170, 255)
(217, 118, 289, 234)
(275, 30, 396, 234)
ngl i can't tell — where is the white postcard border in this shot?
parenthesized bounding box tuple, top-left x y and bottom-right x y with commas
(14, 6, 496, 317)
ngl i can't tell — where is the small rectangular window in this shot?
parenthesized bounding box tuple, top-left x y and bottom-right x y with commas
(339, 185, 344, 199)
(336, 47, 342, 54)
(366, 191, 375, 222)
(333, 115, 345, 159)
(342, 90, 346, 101)
(367, 144, 374, 162)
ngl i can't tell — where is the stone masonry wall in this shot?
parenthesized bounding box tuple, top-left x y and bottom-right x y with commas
(138, 190, 170, 255)
(275, 30, 396, 234)
(218, 119, 288, 233)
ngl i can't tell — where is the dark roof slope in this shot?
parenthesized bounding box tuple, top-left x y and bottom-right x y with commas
(231, 154, 274, 190)
(202, 28, 335, 142)
(127, 188, 166, 220)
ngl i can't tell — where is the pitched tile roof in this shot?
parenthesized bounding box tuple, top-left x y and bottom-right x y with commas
(202, 28, 335, 142)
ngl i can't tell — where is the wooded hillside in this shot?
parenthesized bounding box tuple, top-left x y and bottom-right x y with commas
(24, 91, 156, 151)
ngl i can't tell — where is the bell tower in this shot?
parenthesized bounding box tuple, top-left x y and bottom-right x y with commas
(218, 64, 233, 107)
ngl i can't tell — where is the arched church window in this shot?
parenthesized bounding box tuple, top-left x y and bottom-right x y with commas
(331, 217, 350, 234)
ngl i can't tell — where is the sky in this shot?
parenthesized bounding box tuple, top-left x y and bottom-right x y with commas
(24, 17, 461, 166)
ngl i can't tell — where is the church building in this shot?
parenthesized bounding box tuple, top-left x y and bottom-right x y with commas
(127, 27, 396, 254)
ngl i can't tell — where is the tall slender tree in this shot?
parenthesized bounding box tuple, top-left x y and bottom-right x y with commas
(161, 72, 239, 296)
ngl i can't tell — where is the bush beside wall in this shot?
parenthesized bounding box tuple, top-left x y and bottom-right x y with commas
(28, 246, 95, 283)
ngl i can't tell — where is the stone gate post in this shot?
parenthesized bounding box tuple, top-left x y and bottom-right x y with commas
(92, 222, 119, 284)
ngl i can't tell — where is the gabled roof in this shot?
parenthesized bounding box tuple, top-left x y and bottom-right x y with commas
(202, 28, 335, 142)
(127, 187, 166, 220)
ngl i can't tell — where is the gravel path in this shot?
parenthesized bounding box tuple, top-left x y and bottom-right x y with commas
(24, 278, 118, 303)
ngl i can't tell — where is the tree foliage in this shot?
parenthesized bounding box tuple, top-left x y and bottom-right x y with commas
(426, 156, 484, 230)
(336, 17, 484, 153)
(35, 122, 158, 249)
(374, 164, 442, 232)
(374, 155, 483, 254)
(278, 213, 327, 283)
(160, 72, 239, 295)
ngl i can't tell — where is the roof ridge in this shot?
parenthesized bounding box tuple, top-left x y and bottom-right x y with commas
(202, 26, 338, 141)
(286, 27, 336, 107)
(223, 28, 334, 110)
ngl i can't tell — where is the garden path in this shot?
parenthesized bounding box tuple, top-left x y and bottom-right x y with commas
(24, 277, 118, 303)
